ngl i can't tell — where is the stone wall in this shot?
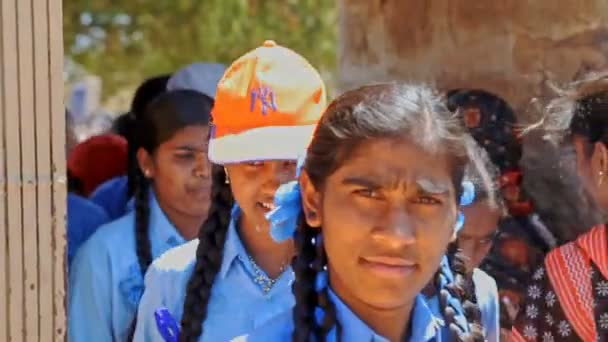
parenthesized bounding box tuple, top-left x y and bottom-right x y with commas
(339, 0, 608, 116)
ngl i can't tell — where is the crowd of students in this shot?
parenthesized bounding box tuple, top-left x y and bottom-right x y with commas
(65, 40, 608, 341)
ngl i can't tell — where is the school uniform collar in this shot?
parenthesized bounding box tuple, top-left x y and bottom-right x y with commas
(328, 288, 442, 342)
(219, 204, 243, 279)
(577, 224, 608, 279)
(148, 191, 187, 253)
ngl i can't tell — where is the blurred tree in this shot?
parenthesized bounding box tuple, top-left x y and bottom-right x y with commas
(64, 0, 337, 101)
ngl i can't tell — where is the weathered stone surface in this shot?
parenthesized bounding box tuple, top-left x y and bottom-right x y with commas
(339, 0, 608, 115)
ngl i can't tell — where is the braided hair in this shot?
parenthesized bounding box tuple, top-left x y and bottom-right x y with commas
(127, 90, 213, 338)
(179, 164, 233, 341)
(291, 83, 491, 341)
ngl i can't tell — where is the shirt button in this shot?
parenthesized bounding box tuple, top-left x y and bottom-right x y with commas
(166, 236, 178, 247)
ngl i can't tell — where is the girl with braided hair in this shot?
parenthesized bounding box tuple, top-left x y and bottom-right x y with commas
(447, 90, 558, 337)
(423, 159, 502, 342)
(69, 90, 214, 341)
(133, 40, 327, 342)
(239, 83, 495, 342)
(512, 72, 608, 341)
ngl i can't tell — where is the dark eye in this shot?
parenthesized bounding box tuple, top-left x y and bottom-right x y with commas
(479, 231, 499, 245)
(247, 161, 264, 167)
(353, 188, 381, 199)
(283, 161, 297, 168)
(175, 152, 195, 160)
(413, 196, 441, 205)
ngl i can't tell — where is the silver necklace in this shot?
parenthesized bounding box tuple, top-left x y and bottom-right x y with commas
(247, 255, 284, 294)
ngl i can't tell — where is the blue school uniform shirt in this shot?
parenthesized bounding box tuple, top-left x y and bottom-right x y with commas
(236, 288, 444, 342)
(89, 175, 130, 220)
(426, 268, 499, 342)
(133, 205, 295, 342)
(68, 192, 187, 342)
(67, 193, 110, 266)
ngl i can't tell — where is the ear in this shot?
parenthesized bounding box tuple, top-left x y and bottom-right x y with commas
(136, 147, 155, 178)
(299, 170, 323, 228)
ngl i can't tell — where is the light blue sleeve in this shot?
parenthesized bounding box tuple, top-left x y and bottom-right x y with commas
(133, 264, 172, 342)
(68, 238, 113, 342)
(473, 268, 499, 342)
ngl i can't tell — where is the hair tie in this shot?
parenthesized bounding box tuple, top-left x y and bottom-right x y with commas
(459, 181, 475, 206)
(266, 153, 307, 242)
(315, 270, 328, 291)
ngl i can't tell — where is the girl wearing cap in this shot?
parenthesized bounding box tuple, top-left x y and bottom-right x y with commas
(238, 83, 495, 341)
(511, 73, 608, 342)
(133, 40, 327, 342)
(69, 90, 214, 342)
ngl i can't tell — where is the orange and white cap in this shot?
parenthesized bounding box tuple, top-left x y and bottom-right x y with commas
(208, 40, 327, 164)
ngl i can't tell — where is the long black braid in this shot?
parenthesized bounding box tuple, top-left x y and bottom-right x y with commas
(179, 164, 234, 341)
(126, 150, 154, 341)
(292, 215, 340, 342)
(134, 168, 153, 274)
(442, 242, 484, 341)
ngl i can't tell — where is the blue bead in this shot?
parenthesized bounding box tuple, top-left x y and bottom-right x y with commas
(455, 211, 464, 233)
(315, 271, 328, 291)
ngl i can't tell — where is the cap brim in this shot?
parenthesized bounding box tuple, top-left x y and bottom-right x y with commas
(208, 125, 315, 164)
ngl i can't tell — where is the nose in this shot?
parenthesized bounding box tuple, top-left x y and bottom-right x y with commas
(193, 153, 211, 179)
(376, 204, 416, 245)
(458, 238, 475, 260)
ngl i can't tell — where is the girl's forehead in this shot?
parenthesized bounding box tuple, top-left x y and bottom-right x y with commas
(161, 126, 210, 145)
(329, 138, 455, 187)
(342, 137, 452, 168)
